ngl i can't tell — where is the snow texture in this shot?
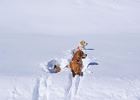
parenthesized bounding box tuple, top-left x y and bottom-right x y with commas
(0, 0, 140, 100)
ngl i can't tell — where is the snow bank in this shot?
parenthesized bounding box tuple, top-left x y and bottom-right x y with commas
(32, 69, 73, 100)
(0, 76, 34, 100)
(32, 54, 140, 100)
(0, 0, 140, 99)
(32, 71, 140, 100)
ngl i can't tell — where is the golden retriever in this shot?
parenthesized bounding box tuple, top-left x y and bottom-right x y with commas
(70, 50, 87, 77)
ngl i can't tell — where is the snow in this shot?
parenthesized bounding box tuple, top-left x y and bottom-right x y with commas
(0, 0, 140, 100)
(0, 33, 140, 100)
(0, 0, 140, 34)
(1, 74, 140, 100)
(0, 76, 34, 100)
(31, 69, 140, 100)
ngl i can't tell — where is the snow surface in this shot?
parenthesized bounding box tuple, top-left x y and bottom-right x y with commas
(0, 0, 140, 100)
(0, 0, 140, 34)
(32, 71, 140, 100)
(1, 33, 140, 100)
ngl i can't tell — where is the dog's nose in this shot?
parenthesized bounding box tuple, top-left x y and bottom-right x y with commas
(85, 54, 87, 57)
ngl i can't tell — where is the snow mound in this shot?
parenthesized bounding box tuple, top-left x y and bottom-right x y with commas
(32, 73, 140, 100)
(32, 53, 140, 100)
(33, 51, 96, 100)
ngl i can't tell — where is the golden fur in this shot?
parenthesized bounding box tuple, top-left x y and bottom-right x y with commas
(70, 50, 87, 77)
(79, 40, 88, 50)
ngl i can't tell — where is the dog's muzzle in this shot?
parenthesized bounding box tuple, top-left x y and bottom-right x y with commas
(82, 54, 87, 58)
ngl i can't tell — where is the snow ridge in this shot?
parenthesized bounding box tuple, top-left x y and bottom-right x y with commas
(32, 69, 82, 100)
(31, 49, 140, 100)
(32, 52, 92, 100)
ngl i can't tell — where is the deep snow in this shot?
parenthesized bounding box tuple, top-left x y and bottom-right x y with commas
(0, 0, 140, 100)
(0, 0, 140, 34)
(0, 33, 140, 100)
(32, 71, 140, 100)
(0, 33, 140, 78)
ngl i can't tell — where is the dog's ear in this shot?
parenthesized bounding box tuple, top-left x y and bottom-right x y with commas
(54, 65, 57, 69)
(76, 51, 84, 60)
(80, 50, 84, 56)
(54, 65, 61, 73)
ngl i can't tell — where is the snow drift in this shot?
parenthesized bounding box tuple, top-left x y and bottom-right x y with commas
(0, 0, 140, 100)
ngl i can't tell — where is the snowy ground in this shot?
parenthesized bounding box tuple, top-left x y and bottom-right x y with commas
(0, 76, 34, 100)
(0, 0, 140, 34)
(0, 33, 140, 100)
(0, 0, 140, 100)
(32, 72, 140, 100)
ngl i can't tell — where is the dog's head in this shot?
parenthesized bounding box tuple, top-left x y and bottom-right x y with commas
(74, 50, 87, 61)
(54, 65, 61, 73)
(79, 40, 88, 48)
